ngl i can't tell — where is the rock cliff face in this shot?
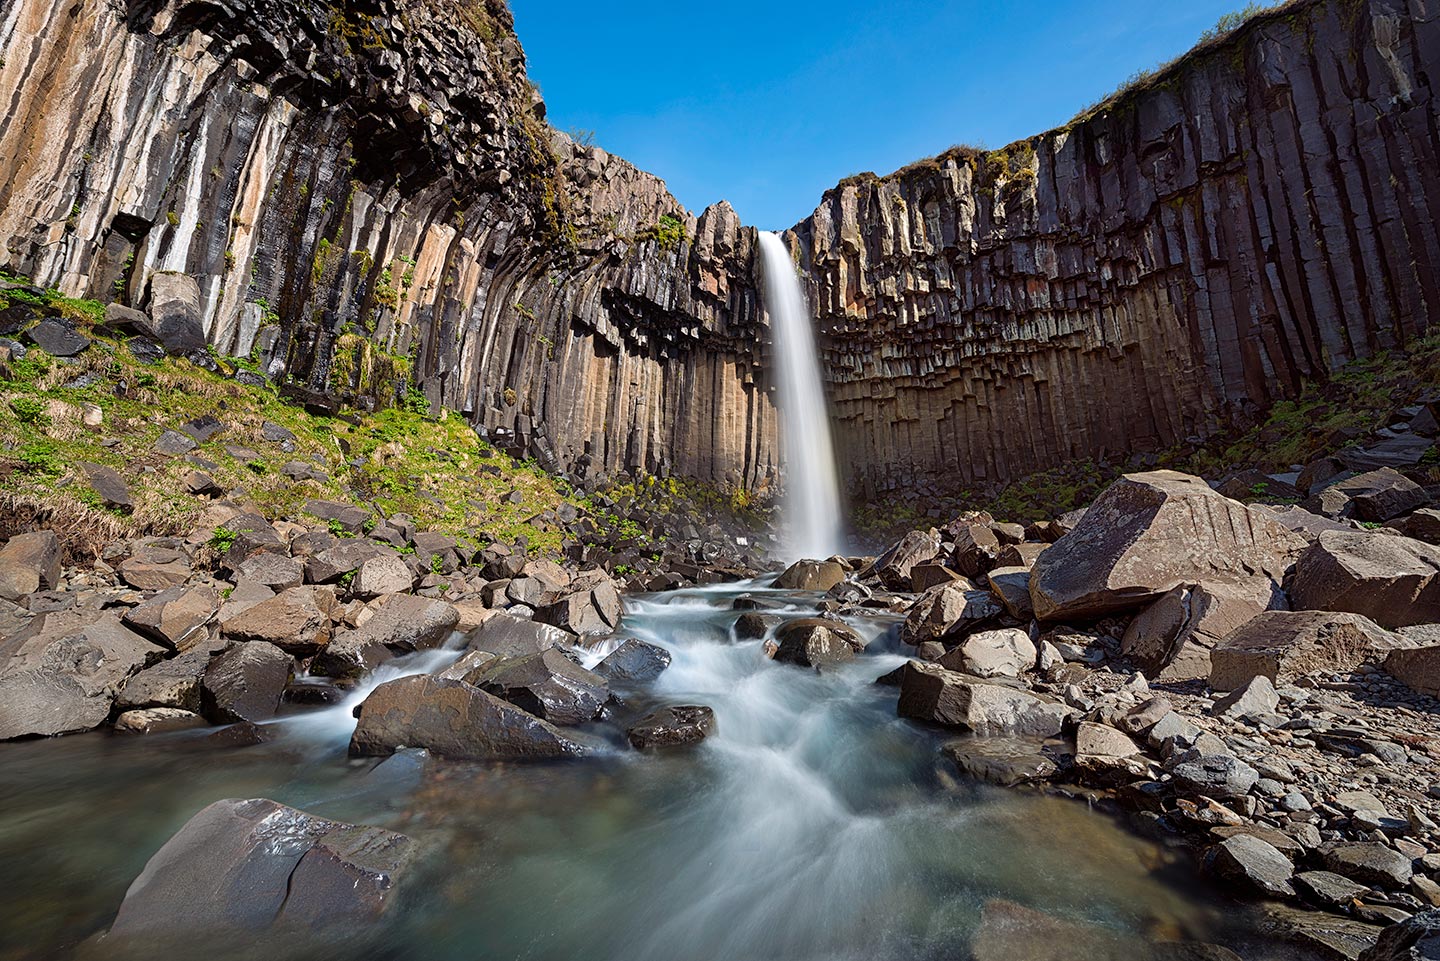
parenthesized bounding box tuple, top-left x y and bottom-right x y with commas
(1, 0, 1437, 504)
(0, 0, 775, 490)
(794, 0, 1440, 499)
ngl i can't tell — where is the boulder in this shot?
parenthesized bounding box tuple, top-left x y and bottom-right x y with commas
(1307, 467, 1428, 522)
(463, 612, 573, 658)
(986, 567, 1033, 620)
(146, 272, 206, 355)
(114, 708, 207, 734)
(349, 675, 588, 760)
(1206, 834, 1295, 898)
(941, 737, 1057, 787)
(221, 587, 332, 656)
(1358, 910, 1440, 961)
(1121, 580, 1279, 682)
(470, 648, 609, 725)
(1029, 471, 1303, 622)
(1170, 754, 1259, 800)
(0, 530, 61, 601)
(1293, 870, 1370, 910)
(952, 523, 1002, 578)
(201, 641, 291, 723)
(872, 529, 941, 590)
(734, 611, 781, 641)
(83, 463, 134, 511)
(305, 542, 389, 584)
(535, 582, 622, 636)
(0, 612, 164, 739)
(594, 639, 671, 683)
(1290, 530, 1440, 628)
(1385, 646, 1440, 698)
(772, 617, 866, 670)
(116, 646, 215, 712)
(897, 662, 1071, 736)
(1322, 843, 1414, 889)
(937, 628, 1036, 679)
(773, 559, 845, 592)
(121, 584, 218, 651)
(1211, 674, 1280, 720)
(1075, 721, 1140, 758)
(1217, 469, 1301, 503)
(27, 316, 90, 356)
(910, 563, 967, 593)
(969, 899, 1147, 961)
(627, 705, 716, 749)
(353, 555, 414, 597)
(433, 649, 500, 684)
(304, 499, 370, 534)
(902, 583, 1002, 645)
(108, 798, 413, 934)
(1209, 611, 1399, 690)
(117, 544, 192, 591)
(235, 552, 305, 591)
(1399, 509, 1440, 545)
(352, 594, 458, 652)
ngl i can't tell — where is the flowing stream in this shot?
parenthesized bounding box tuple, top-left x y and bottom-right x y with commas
(758, 232, 845, 559)
(0, 582, 1305, 961)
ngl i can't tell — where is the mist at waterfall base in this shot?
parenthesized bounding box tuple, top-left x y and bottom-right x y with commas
(0, 581, 1313, 961)
(758, 231, 846, 561)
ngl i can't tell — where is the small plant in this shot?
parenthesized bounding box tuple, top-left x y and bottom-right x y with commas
(1249, 481, 1270, 496)
(8, 396, 48, 426)
(327, 518, 356, 538)
(208, 526, 239, 553)
(15, 439, 60, 474)
(429, 552, 444, 573)
(403, 386, 430, 416)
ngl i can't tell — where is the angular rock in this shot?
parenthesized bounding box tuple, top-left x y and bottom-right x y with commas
(897, 662, 1071, 736)
(235, 552, 305, 592)
(222, 586, 331, 656)
(1075, 721, 1141, 758)
(594, 638, 671, 683)
(734, 611, 781, 641)
(1323, 843, 1415, 889)
(942, 737, 1058, 787)
(872, 529, 941, 590)
(1294, 870, 1370, 910)
(1121, 580, 1278, 682)
(1211, 674, 1280, 720)
(349, 675, 588, 760)
(1211, 610, 1398, 691)
(1308, 468, 1428, 522)
(0, 613, 164, 739)
(773, 559, 845, 592)
(1384, 646, 1440, 698)
(1290, 530, 1440, 628)
(117, 545, 192, 591)
(772, 617, 866, 670)
(535, 582, 622, 636)
(910, 563, 967, 593)
(627, 705, 716, 749)
(463, 612, 573, 658)
(114, 708, 207, 734)
(305, 542, 387, 584)
(108, 798, 413, 934)
(122, 584, 218, 651)
(82, 462, 134, 511)
(938, 628, 1036, 679)
(0, 530, 61, 602)
(902, 583, 1002, 645)
(986, 566, 1033, 620)
(1170, 754, 1259, 800)
(117, 647, 214, 712)
(1207, 834, 1295, 898)
(470, 648, 609, 725)
(1029, 471, 1303, 621)
(353, 554, 414, 597)
(153, 429, 197, 455)
(201, 640, 292, 723)
(146, 272, 206, 355)
(26, 316, 90, 356)
(952, 523, 1002, 578)
(1358, 910, 1440, 961)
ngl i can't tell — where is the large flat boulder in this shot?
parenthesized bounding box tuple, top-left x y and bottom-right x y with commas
(1306, 467, 1428, 522)
(221, 586, 331, 656)
(463, 611, 573, 658)
(773, 559, 846, 591)
(896, 662, 1072, 736)
(1384, 646, 1440, 698)
(937, 628, 1036, 679)
(349, 675, 588, 760)
(535, 582, 622, 636)
(772, 617, 866, 670)
(122, 584, 219, 652)
(0, 612, 165, 739)
(108, 798, 413, 935)
(1029, 471, 1304, 622)
(1290, 529, 1440, 628)
(1210, 611, 1400, 690)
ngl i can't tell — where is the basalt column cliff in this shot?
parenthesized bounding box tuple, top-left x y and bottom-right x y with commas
(0, 0, 776, 490)
(795, 0, 1440, 499)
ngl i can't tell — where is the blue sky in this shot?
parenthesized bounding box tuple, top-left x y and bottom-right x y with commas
(511, 1, 1251, 230)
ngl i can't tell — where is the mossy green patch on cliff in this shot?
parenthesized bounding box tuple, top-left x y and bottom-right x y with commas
(635, 214, 688, 251)
(0, 294, 586, 558)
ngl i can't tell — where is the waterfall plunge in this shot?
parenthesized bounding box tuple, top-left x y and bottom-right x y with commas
(758, 231, 844, 560)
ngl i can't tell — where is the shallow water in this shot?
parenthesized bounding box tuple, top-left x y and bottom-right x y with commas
(0, 582, 1310, 960)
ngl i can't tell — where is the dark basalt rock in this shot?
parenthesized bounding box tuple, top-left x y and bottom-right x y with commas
(108, 798, 413, 935)
(594, 639, 671, 684)
(471, 648, 609, 726)
(1359, 910, 1440, 960)
(772, 617, 865, 670)
(349, 675, 588, 760)
(464, 611, 573, 658)
(201, 640, 292, 724)
(627, 705, 716, 749)
(26, 317, 89, 356)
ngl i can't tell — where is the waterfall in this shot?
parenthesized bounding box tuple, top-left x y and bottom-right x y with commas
(758, 231, 844, 560)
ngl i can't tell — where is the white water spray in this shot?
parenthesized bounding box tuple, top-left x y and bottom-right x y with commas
(758, 231, 844, 560)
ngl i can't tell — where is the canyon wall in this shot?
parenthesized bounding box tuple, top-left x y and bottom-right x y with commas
(2, 0, 1437, 504)
(796, 0, 1440, 498)
(0, 0, 776, 490)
